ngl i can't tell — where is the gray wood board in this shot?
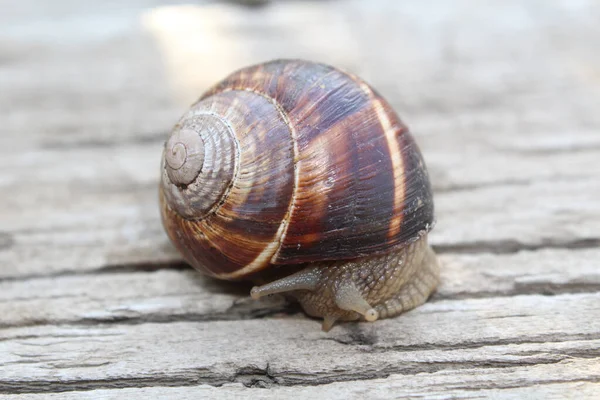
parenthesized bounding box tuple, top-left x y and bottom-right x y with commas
(0, 0, 599, 398)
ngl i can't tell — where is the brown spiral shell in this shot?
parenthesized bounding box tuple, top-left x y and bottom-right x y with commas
(159, 59, 434, 280)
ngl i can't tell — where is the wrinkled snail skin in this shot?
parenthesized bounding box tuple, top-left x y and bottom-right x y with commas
(159, 59, 439, 331)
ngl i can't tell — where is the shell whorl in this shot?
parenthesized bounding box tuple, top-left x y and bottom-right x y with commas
(161, 111, 239, 220)
(160, 88, 296, 279)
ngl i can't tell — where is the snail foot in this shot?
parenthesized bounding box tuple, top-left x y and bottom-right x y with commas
(321, 315, 338, 332)
(374, 244, 439, 319)
(332, 280, 379, 322)
(249, 238, 437, 331)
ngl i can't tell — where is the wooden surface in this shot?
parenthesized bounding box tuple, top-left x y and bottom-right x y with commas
(1, 0, 599, 398)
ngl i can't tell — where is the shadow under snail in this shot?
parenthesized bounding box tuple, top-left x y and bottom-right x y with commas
(159, 59, 439, 331)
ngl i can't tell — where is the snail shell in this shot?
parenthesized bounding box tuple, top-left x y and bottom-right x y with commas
(160, 59, 438, 330)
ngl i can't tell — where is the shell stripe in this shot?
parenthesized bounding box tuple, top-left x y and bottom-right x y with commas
(217, 88, 300, 279)
(163, 89, 296, 278)
(203, 62, 379, 263)
(274, 99, 398, 261)
(358, 82, 406, 239)
(204, 61, 404, 263)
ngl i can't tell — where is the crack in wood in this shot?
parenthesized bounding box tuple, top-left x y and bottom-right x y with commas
(432, 238, 600, 255)
(2, 333, 596, 394)
(0, 332, 123, 343)
(432, 280, 600, 301)
(434, 179, 533, 193)
(0, 303, 302, 330)
(0, 376, 202, 395)
(0, 361, 553, 394)
(452, 377, 600, 392)
(0, 356, 573, 394)
(320, 332, 600, 352)
(0, 262, 191, 283)
(2, 237, 599, 284)
(0, 285, 598, 331)
(504, 145, 600, 156)
(40, 131, 168, 150)
(434, 174, 596, 194)
(232, 363, 277, 388)
(2, 283, 599, 330)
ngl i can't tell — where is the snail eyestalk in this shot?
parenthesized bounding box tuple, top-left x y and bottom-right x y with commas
(333, 281, 379, 322)
(250, 267, 322, 299)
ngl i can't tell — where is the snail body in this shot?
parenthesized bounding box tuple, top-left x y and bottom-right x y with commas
(160, 60, 439, 331)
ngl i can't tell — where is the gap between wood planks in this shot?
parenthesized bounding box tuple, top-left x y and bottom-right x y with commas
(1, 244, 599, 330)
(1, 236, 599, 284)
(0, 248, 600, 393)
(1, 321, 599, 393)
(2, 362, 599, 394)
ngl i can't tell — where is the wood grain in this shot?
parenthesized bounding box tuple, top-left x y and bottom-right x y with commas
(1, 293, 599, 391)
(1, 248, 598, 329)
(0, 0, 599, 398)
(2, 379, 599, 400)
(1, 146, 598, 279)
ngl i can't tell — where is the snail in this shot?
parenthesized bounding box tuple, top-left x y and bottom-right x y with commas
(159, 59, 439, 331)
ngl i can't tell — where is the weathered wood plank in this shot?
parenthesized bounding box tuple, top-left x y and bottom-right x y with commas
(0, 138, 597, 278)
(2, 173, 597, 279)
(0, 292, 598, 393)
(2, 373, 598, 400)
(1, 248, 598, 328)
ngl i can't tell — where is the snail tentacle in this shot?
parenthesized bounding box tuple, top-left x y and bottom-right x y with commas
(321, 316, 338, 332)
(250, 267, 322, 299)
(333, 281, 379, 322)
